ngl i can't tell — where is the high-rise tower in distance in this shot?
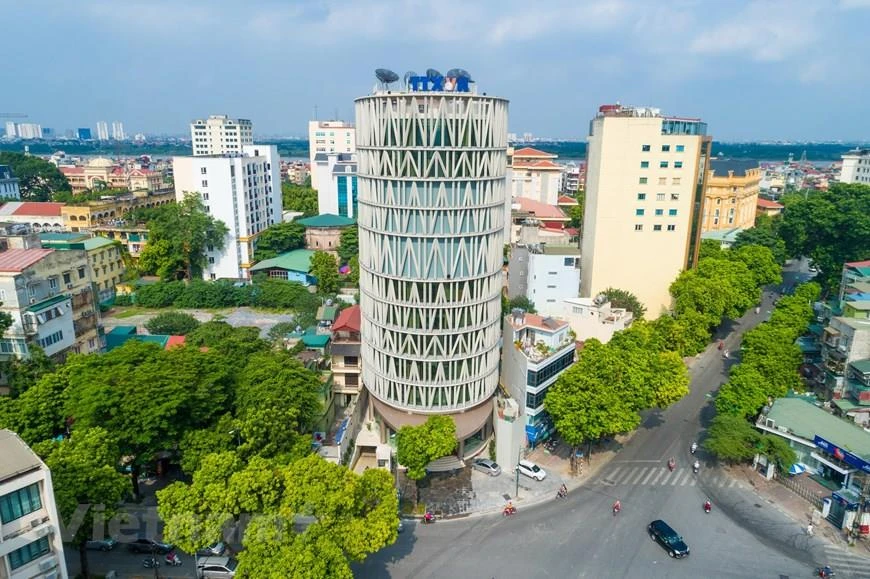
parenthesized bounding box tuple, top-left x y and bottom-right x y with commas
(356, 69, 508, 454)
(580, 104, 711, 316)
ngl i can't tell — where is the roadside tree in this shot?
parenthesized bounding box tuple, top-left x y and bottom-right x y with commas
(310, 251, 340, 294)
(144, 311, 201, 335)
(396, 416, 457, 481)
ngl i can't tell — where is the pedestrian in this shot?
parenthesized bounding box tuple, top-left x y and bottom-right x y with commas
(807, 523, 814, 536)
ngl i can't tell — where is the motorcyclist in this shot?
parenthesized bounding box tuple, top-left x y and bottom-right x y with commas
(693, 460, 700, 473)
(504, 501, 516, 515)
(612, 499, 621, 514)
(691, 442, 698, 454)
(704, 499, 712, 512)
(668, 457, 676, 471)
(424, 511, 434, 523)
(818, 565, 833, 578)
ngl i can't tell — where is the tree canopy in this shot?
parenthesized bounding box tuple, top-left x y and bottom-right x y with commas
(144, 311, 201, 335)
(396, 416, 457, 480)
(139, 193, 229, 280)
(337, 226, 359, 263)
(778, 183, 870, 291)
(254, 221, 306, 262)
(732, 215, 787, 264)
(0, 151, 70, 200)
(602, 287, 647, 320)
(282, 182, 319, 216)
(310, 251, 340, 294)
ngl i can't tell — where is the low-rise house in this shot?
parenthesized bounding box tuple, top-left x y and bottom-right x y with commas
(104, 326, 186, 351)
(59, 157, 163, 193)
(508, 147, 562, 205)
(250, 249, 315, 285)
(0, 430, 68, 579)
(0, 203, 65, 232)
(701, 227, 747, 249)
(831, 359, 870, 426)
(91, 225, 149, 261)
(39, 233, 125, 305)
(296, 214, 355, 254)
(817, 317, 870, 402)
(756, 197, 784, 217)
(508, 235, 581, 318)
(561, 295, 633, 344)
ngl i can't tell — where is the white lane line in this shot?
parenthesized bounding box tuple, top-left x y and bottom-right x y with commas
(628, 468, 650, 485)
(650, 468, 667, 485)
(640, 468, 658, 485)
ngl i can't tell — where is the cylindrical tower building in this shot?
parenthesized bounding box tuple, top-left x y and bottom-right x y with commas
(356, 78, 508, 452)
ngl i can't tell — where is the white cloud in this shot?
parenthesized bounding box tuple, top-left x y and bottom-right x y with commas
(839, 0, 870, 8)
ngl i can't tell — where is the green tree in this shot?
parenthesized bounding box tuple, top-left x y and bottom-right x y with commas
(282, 182, 319, 216)
(566, 200, 584, 229)
(602, 287, 647, 320)
(310, 250, 340, 294)
(732, 218, 787, 264)
(703, 414, 760, 463)
(715, 365, 769, 419)
(504, 295, 537, 315)
(3, 372, 71, 444)
(139, 193, 229, 280)
(396, 416, 457, 481)
(178, 414, 237, 475)
(778, 182, 870, 291)
(254, 221, 306, 261)
(1, 346, 54, 398)
(338, 226, 359, 263)
(698, 238, 723, 261)
(730, 244, 782, 289)
(758, 434, 797, 472)
(267, 321, 299, 342)
(0, 152, 70, 200)
(33, 428, 128, 579)
(144, 311, 201, 335)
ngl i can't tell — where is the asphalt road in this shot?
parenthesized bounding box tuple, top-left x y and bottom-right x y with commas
(355, 263, 827, 579)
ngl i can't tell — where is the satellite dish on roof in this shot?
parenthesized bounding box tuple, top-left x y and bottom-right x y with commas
(375, 68, 399, 87)
(403, 71, 417, 87)
(454, 68, 473, 82)
(326, 298, 334, 306)
(426, 68, 443, 81)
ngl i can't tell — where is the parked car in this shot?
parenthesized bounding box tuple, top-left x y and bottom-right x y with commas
(472, 458, 502, 477)
(515, 460, 546, 481)
(85, 538, 118, 552)
(197, 556, 238, 578)
(196, 541, 227, 557)
(127, 538, 174, 554)
(648, 519, 690, 558)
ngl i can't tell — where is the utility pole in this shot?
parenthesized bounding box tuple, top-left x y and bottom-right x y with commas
(515, 447, 520, 498)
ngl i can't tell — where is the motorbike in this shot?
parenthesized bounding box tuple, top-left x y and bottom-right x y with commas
(690, 442, 698, 455)
(556, 487, 568, 499)
(703, 501, 712, 514)
(165, 551, 182, 566)
(422, 512, 435, 524)
(667, 458, 676, 472)
(143, 557, 160, 569)
(503, 505, 517, 517)
(816, 566, 835, 578)
(693, 461, 700, 474)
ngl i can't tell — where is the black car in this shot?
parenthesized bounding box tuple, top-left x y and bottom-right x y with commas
(648, 520, 689, 558)
(127, 538, 174, 554)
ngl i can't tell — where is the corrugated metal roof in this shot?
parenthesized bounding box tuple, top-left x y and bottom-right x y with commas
(0, 430, 43, 481)
(250, 249, 315, 273)
(296, 214, 356, 228)
(0, 248, 54, 272)
(765, 397, 870, 458)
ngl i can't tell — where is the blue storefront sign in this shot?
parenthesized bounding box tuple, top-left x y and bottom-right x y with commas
(813, 435, 870, 474)
(408, 75, 471, 93)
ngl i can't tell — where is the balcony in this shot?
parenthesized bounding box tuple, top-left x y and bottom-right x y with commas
(514, 337, 575, 364)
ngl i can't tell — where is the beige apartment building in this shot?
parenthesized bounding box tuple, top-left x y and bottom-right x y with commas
(701, 159, 760, 232)
(190, 115, 253, 156)
(580, 105, 711, 317)
(308, 121, 355, 190)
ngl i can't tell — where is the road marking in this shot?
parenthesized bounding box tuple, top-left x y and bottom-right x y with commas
(649, 468, 668, 485)
(607, 466, 625, 481)
(688, 476, 697, 487)
(728, 479, 738, 488)
(672, 471, 689, 486)
(640, 468, 658, 485)
(628, 468, 649, 485)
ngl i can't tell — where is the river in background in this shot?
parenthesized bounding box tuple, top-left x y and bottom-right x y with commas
(1, 140, 865, 164)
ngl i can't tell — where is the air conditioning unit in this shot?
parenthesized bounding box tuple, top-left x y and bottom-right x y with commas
(29, 298, 37, 304)
(30, 518, 42, 528)
(38, 557, 56, 571)
(66, 283, 73, 289)
(36, 525, 53, 538)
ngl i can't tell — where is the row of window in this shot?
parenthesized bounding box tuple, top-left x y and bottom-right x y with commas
(634, 224, 677, 231)
(37, 330, 64, 349)
(526, 350, 575, 388)
(636, 208, 678, 216)
(0, 483, 42, 524)
(9, 537, 51, 570)
(0, 338, 27, 355)
(641, 144, 685, 153)
(639, 177, 681, 185)
(638, 193, 680, 201)
(640, 161, 684, 169)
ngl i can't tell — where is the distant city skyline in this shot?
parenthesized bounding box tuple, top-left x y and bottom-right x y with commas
(4, 0, 870, 141)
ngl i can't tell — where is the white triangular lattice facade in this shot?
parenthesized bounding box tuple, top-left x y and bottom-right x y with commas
(356, 91, 509, 413)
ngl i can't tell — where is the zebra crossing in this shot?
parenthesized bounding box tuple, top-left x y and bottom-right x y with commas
(820, 544, 870, 578)
(595, 464, 745, 489)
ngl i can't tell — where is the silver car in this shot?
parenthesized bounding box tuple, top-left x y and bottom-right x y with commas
(472, 458, 502, 476)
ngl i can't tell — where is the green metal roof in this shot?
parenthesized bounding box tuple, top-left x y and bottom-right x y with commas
(83, 237, 116, 251)
(296, 214, 356, 228)
(251, 249, 314, 273)
(303, 333, 331, 348)
(26, 294, 69, 312)
(765, 397, 870, 459)
(40, 232, 88, 242)
(850, 359, 870, 375)
(317, 305, 338, 321)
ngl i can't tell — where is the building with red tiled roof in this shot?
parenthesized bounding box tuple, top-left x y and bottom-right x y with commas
(512, 197, 568, 223)
(333, 305, 361, 333)
(557, 195, 578, 206)
(756, 197, 784, 217)
(330, 305, 362, 416)
(0, 248, 54, 272)
(509, 147, 563, 205)
(0, 202, 66, 232)
(60, 158, 163, 193)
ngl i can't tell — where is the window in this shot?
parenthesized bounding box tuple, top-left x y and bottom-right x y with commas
(344, 356, 359, 366)
(200, 167, 207, 175)
(669, 209, 678, 216)
(658, 177, 667, 185)
(655, 209, 663, 216)
(49, 278, 58, 290)
(657, 193, 665, 201)
(662, 145, 671, 152)
(208, 257, 215, 264)
(0, 483, 42, 523)
(653, 224, 662, 231)
(667, 224, 676, 231)
(63, 272, 71, 285)
(642, 144, 651, 152)
(0, 289, 5, 300)
(640, 161, 649, 169)
(634, 224, 643, 231)
(202, 193, 209, 200)
(639, 177, 648, 184)
(674, 161, 683, 169)
(676, 145, 685, 152)
(637, 193, 646, 200)
(636, 209, 645, 216)
(8, 537, 50, 570)
(547, 285, 557, 288)
(527, 350, 575, 387)
(660, 161, 669, 168)
(563, 257, 575, 267)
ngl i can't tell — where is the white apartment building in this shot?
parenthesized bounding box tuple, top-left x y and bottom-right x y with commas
(0, 430, 68, 579)
(580, 104, 711, 317)
(840, 149, 870, 184)
(95, 121, 109, 141)
(507, 147, 562, 205)
(561, 295, 633, 344)
(312, 153, 358, 218)
(0, 165, 21, 199)
(13, 124, 42, 140)
(110, 121, 126, 141)
(308, 121, 355, 190)
(173, 145, 282, 280)
(501, 310, 576, 453)
(190, 115, 254, 157)
(507, 241, 581, 318)
(3, 123, 15, 139)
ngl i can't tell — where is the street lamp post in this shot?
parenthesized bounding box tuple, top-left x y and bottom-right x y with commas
(515, 448, 520, 499)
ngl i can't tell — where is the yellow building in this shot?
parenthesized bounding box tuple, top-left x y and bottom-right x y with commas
(701, 159, 760, 232)
(59, 158, 163, 194)
(62, 189, 175, 230)
(39, 233, 126, 304)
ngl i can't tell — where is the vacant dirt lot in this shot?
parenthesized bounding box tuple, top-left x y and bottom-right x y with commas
(102, 307, 297, 338)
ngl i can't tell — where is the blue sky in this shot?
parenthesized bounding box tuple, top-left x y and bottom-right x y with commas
(3, 0, 870, 141)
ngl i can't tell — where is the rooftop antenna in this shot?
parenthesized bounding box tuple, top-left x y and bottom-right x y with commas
(313, 105, 319, 121)
(375, 68, 399, 90)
